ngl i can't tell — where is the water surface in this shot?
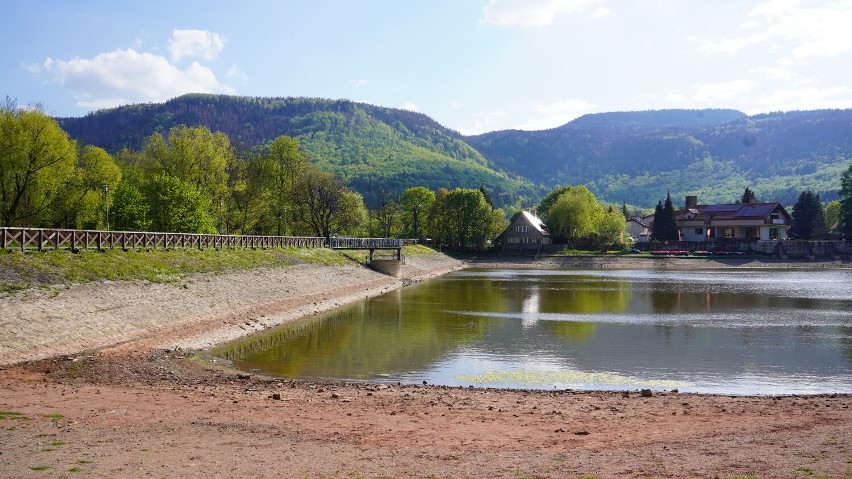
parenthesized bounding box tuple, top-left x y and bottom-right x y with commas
(212, 268, 852, 394)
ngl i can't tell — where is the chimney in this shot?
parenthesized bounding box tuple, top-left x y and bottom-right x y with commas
(685, 196, 698, 209)
(529, 208, 537, 217)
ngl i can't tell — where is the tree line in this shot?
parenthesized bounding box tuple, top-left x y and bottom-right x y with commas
(1, 100, 511, 249)
(649, 182, 852, 241)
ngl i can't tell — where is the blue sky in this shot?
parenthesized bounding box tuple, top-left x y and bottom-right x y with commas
(4, 0, 852, 134)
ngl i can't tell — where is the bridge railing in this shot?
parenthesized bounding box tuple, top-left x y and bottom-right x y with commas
(0, 227, 325, 252)
(328, 237, 404, 249)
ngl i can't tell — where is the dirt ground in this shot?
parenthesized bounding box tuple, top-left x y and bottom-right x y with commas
(1, 254, 851, 479)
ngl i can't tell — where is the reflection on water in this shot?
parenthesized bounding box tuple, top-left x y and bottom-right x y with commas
(211, 268, 852, 395)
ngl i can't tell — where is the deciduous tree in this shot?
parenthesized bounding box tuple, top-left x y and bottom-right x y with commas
(143, 125, 233, 217)
(292, 167, 362, 239)
(400, 186, 435, 239)
(0, 100, 77, 226)
(546, 187, 600, 242)
(142, 174, 215, 233)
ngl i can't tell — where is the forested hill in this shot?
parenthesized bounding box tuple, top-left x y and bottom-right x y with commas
(57, 94, 540, 208)
(58, 95, 852, 209)
(466, 108, 852, 207)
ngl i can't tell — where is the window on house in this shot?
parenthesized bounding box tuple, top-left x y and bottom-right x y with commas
(723, 228, 734, 239)
(694, 227, 703, 236)
(769, 228, 778, 240)
(515, 225, 529, 233)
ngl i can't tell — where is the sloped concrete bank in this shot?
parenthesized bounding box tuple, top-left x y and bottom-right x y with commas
(0, 252, 465, 366)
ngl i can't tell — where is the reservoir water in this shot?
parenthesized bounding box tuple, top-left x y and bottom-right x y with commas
(212, 268, 852, 395)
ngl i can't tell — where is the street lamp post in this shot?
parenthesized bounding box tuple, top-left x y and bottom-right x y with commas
(102, 184, 110, 231)
(283, 207, 287, 236)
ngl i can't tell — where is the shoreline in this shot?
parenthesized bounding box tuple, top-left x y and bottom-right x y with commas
(1, 252, 850, 478)
(469, 253, 852, 269)
(2, 252, 848, 367)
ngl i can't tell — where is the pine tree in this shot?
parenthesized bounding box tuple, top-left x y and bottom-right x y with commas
(651, 192, 679, 241)
(791, 189, 826, 239)
(651, 200, 664, 241)
(741, 187, 757, 204)
(840, 162, 852, 237)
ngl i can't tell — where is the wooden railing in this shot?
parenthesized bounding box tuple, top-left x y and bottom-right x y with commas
(0, 227, 326, 252)
(329, 237, 405, 249)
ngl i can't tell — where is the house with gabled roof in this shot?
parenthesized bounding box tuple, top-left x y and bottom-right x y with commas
(676, 196, 792, 242)
(499, 209, 552, 251)
(626, 214, 654, 243)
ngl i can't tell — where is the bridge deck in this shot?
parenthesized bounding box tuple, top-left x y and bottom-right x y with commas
(328, 238, 403, 250)
(328, 237, 403, 261)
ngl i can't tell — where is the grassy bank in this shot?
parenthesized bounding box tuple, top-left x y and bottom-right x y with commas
(0, 244, 444, 295)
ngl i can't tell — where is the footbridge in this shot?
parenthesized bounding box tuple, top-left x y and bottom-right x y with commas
(328, 237, 404, 276)
(328, 237, 403, 260)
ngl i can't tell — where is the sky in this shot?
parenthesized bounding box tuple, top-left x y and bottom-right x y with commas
(3, 0, 852, 135)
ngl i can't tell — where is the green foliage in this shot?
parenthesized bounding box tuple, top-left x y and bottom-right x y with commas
(546, 187, 599, 241)
(57, 94, 538, 210)
(292, 167, 364, 238)
(741, 187, 757, 203)
(791, 189, 826, 239)
(426, 188, 505, 249)
(142, 174, 216, 233)
(652, 192, 679, 241)
(1, 100, 78, 226)
(840, 162, 852, 236)
(110, 181, 150, 231)
(399, 187, 435, 239)
(538, 185, 627, 247)
(143, 124, 232, 218)
(470, 109, 852, 207)
(824, 200, 841, 233)
(0, 248, 364, 293)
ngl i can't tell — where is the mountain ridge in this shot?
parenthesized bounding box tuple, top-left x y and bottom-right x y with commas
(56, 94, 852, 209)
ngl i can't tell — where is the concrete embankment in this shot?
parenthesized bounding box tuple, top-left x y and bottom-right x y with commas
(0, 252, 465, 366)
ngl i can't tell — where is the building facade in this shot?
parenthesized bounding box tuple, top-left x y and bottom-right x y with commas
(676, 196, 792, 242)
(500, 209, 552, 250)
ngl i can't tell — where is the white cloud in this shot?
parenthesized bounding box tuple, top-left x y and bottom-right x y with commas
(351, 79, 368, 87)
(692, 80, 754, 102)
(169, 29, 226, 62)
(691, 1, 852, 61)
(226, 65, 249, 82)
(480, 0, 610, 27)
(41, 48, 233, 110)
(749, 65, 793, 81)
(449, 100, 464, 110)
(754, 86, 852, 112)
(460, 111, 508, 135)
(514, 97, 598, 130)
(400, 102, 420, 112)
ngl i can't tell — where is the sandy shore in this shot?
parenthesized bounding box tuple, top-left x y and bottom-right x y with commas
(1, 252, 850, 478)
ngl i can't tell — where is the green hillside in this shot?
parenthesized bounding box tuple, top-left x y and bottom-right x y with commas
(467, 109, 852, 207)
(58, 96, 852, 210)
(58, 94, 540, 208)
